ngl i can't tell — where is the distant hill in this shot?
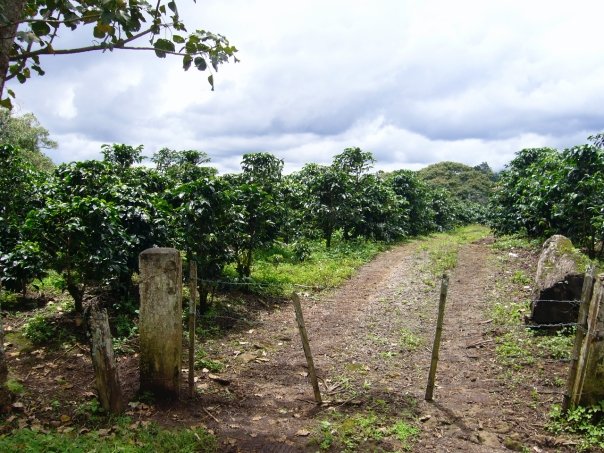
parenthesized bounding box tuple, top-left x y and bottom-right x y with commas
(417, 161, 495, 205)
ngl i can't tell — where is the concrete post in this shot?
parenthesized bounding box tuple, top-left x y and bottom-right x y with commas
(139, 248, 182, 397)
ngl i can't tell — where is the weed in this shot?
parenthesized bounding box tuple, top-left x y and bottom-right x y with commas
(549, 403, 604, 451)
(495, 333, 534, 369)
(399, 327, 422, 351)
(313, 410, 419, 452)
(390, 420, 420, 447)
(511, 270, 531, 285)
(74, 398, 105, 423)
(6, 378, 24, 395)
(534, 328, 574, 360)
(194, 348, 224, 372)
(0, 291, 18, 309)
(22, 313, 56, 344)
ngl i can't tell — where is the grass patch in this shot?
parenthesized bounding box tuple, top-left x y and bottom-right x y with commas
(247, 238, 389, 296)
(312, 410, 419, 452)
(417, 225, 490, 278)
(0, 421, 218, 452)
(6, 379, 24, 395)
(22, 313, 56, 345)
(399, 327, 422, 351)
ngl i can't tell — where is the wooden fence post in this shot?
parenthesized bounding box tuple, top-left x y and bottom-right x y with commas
(292, 293, 322, 404)
(563, 265, 595, 411)
(425, 274, 449, 402)
(139, 248, 183, 397)
(575, 274, 604, 406)
(189, 260, 197, 398)
(88, 305, 123, 413)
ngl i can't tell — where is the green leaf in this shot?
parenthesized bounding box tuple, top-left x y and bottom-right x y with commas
(93, 23, 113, 39)
(0, 98, 13, 110)
(172, 34, 185, 44)
(208, 74, 214, 91)
(183, 54, 193, 71)
(168, 1, 177, 13)
(154, 38, 175, 58)
(194, 57, 207, 71)
(30, 21, 51, 37)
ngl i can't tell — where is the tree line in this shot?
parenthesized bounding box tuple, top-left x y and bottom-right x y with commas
(488, 133, 604, 258)
(0, 144, 487, 312)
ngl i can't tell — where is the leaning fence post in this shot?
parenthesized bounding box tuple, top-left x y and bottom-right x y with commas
(189, 260, 197, 398)
(292, 293, 322, 404)
(425, 274, 449, 402)
(88, 304, 123, 413)
(563, 265, 595, 411)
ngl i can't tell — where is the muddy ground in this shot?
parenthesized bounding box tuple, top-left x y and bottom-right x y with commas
(1, 235, 580, 452)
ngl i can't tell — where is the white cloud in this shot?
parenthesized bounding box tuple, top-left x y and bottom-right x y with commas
(7, 0, 604, 173)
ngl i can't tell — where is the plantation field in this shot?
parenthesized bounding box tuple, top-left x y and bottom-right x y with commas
(0, 226, 592, 452)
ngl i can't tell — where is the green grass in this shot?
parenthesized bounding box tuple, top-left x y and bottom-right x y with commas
(417, 225, 490, 278)
(245, 238, 389, 296)
(0, 420, 217, 452)
(312, 410, 419, 452)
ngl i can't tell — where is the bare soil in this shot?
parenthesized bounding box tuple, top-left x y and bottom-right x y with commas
(1, 236, 578, 452)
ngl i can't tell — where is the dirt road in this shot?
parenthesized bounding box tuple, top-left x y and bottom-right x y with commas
(186, 235, 570, 452)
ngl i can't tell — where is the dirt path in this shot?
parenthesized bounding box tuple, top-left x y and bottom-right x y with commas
(171, 236, 566, 452)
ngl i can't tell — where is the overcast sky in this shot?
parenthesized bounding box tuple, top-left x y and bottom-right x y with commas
(8, 0, 604, 173)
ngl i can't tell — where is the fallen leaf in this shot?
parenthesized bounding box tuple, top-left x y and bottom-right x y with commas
(296, 429, 310, 437)
(97, 428, 111, 436)
(251, 415, 263, 421)
(60, 415, 71, 423)
(12, 402, 24, 411)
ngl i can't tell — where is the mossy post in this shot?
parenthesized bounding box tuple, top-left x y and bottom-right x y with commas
(139, 248, 182, 397)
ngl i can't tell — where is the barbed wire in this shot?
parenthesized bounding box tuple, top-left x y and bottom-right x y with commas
(194, 276, 329, 291)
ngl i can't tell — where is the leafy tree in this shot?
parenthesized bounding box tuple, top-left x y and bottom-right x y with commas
(554, 145, 604, 257)
(225, 152, 284, 278)
(418, 161, 494, 205)
(351, 174, 407, 241)
(0, 144, 44, 289)
(331, 147, 376, 241)
(297, 163, 347, 248)
(23, 195, 131, 312)
(169, 174, 232, 312)
(101, 143, 143, 169)
(1, 0, 238, 106)
(488, 148, 560, 237)
(152, 147, 214, 183)
(0, 108, 55, 171)
(387, 169, 435, 236)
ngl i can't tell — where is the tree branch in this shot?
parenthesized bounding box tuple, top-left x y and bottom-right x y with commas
(9, 27, 155, 61)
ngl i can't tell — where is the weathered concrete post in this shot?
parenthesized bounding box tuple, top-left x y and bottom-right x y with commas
(139, 248, 182, 397)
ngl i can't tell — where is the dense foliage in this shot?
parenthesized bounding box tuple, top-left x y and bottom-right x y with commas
(489, 134, 604, 258)
(0, 143, 487, 311)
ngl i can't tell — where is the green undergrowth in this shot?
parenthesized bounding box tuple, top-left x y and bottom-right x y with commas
(0, 419, 217, 452)
(549, 403, 604, 451)
(310, 407, 419, 452)
(236, 237, 390, 296)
